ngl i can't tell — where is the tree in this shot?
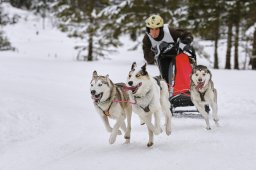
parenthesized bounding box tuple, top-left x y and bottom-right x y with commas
(244, 1, 256, 69)
(224, 1, 237, 70)
(100, 0, 185, 51)
(53, 0, 110, 61)
(252, 30, 256, 69)
(35, 0, 51, 29)
(233, 1, 242, 70)
(9, 0, 33, 9)
(187, 0, 226, 69)
(225, 20, 232, 69)
(0, 5, 14, 51)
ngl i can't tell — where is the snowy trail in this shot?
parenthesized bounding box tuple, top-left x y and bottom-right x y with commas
(0, 54, 256, 170)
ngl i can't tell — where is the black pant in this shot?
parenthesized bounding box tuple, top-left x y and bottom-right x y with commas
(158, 56, 175, 84)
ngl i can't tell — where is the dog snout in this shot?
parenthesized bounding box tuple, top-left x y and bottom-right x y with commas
(91, 90, 96, 95)
(128, 81, 133, 86)
(198, 78, 202, 82)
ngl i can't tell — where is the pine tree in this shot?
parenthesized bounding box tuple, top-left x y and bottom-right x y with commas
(34, 0, 51, 29)
(252, 30, 256, 70)
(100, 0, 184, 50)
(0, 5, 14, 51)
(225, 20, 232, 69)
(244, 1, 256, 70)
(233, 1, 242, 70)
(9, 0, 33, 9)
(187, 0, 225, 69)
(53, 0, 110, 61)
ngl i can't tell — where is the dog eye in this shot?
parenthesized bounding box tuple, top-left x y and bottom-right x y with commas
(90, 84, 93, 87)
(98, 84, 102, 86)
(128, 74, 131, 78)
(195, 74, 198, 76)
(203, 73, 206, 76)
(136, 74, 140, 78)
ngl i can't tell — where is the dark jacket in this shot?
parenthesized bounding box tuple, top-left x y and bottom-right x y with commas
(142, 26, 193, 64)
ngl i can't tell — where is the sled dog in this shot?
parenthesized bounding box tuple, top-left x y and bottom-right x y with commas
(125, 62, 172, 147)
(90, 71, 132, 144)
(190, 65, 219, 130)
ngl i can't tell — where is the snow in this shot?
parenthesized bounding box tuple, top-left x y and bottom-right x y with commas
(0, 4, 256, 170)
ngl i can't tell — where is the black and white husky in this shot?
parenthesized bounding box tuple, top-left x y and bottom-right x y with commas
(190, 65, 219, 130)
(125, 62, 172, 147)
(90, 71, 132, 144)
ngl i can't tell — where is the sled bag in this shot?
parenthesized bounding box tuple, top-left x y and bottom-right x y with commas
(173, 53, 192, 96)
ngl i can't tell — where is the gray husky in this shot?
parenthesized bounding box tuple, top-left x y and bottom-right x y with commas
(90, 71, 132, 144)
(190, 65, 219, 130)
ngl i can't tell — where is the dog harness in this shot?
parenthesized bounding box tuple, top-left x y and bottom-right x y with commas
(96, 96, 113, 116)
(153, 76, 162, 90)
(96, 86, 117, 117)
(96, 85, 129, 117)
(134, 89, 152, 112)
(199, 89, 207, 102)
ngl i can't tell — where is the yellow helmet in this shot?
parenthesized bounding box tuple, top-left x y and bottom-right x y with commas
(145, 15, 164, 29)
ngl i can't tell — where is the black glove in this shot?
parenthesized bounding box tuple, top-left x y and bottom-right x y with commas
(183, 45, 196, 63)
(160, 42, 178, 54)
(183, 45, 194, 56)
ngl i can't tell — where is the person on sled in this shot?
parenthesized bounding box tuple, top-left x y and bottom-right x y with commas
(142, 14, 196, 85)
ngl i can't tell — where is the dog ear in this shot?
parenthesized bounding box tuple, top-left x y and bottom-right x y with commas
(207, 69, 212, 79)
(131, 62, 137, 71)
(105, 74, 113, 86)
(192, 66, 196, 74)
(93, 70, 98, 77)
(141, 63, 148, 75)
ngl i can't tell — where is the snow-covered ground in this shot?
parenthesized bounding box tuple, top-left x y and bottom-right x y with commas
(0, 4, 256, 170)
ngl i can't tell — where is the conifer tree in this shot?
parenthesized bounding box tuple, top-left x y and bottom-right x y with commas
(0, 5, 14, 51)
(53, 0, 110, 61)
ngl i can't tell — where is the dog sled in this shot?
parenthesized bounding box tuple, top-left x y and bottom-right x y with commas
(155, 42, 208, 118)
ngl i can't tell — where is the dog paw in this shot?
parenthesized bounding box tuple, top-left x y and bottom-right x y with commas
(147, 142, 154, 147)
(124, 135, 130, 140)
(166, 129, 172, 136)
(165, 125, 172, 136)
(206, 127, 211, 130)
(123, 139, 130, 144)
(109, 134, 117, 144)
(214, 120, 220, 127)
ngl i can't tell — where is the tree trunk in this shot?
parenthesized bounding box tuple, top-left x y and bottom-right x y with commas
(213, 8, 220, 69)
(214, 37, 219, 69)
(234, 1, 240, 69)
(252, 29, 256, 70)
(225, 21, 232, 69)
(87, 34, 93, 61)
(234, 23, 239, 69)
(87, 15, 94, 61)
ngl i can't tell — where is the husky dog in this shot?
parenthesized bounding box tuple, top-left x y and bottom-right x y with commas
(190, 65, 219, 130)
(125, 62, 172, 147)
(90, 71, 132, 144)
